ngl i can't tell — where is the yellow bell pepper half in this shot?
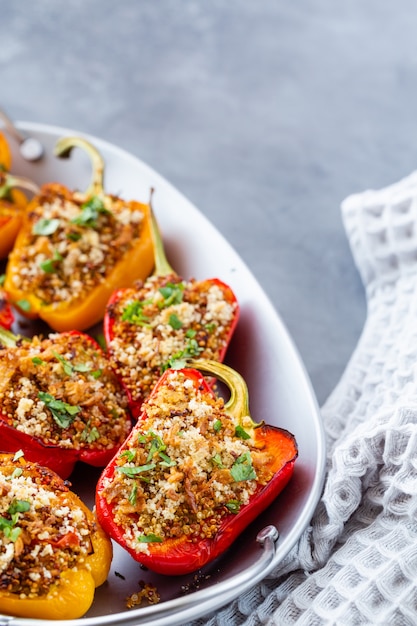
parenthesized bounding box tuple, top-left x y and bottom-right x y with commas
(0, 453, 112, 620)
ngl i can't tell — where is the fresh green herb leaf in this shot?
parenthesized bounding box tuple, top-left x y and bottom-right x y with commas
(205, 322, 217, 333)
(128, 484, 138, 506)
(39, 249, 63, 274)
(0, 274, 5, 287)
(213, 419, 222, 432)
(8, 500, 30, 515)
(71, 196, 110, 228)
(13, 450, 24, 462)
(66, 231, 82, 242)
(32, 218, 60, 236)
(161, 337, 203, 372)
(38, 392, 81, 428)
(158, 282, 184, 308)
(137, 533, 163, 543)
(121, 300, 151, 326)
(53, 351, 92, 376)
(225, 500, 241, 514)
(158, 451, 176, 467)
(32, 356, 45, 366)
(53, 351, 74, 376)
(230, 452, 256, 482)
(81, 425, 100, 443)
(17, 299, 31, 312)
(185, 328, 196, 339)
(168, 313, 183, 330)
(146, 432, 166, 462)
(235, 425, 251, 440)
(91, 369, 102, 379)
(117, 462, 156, 478)
(211, 453, 224, 468)
(121, 449, 136, 463)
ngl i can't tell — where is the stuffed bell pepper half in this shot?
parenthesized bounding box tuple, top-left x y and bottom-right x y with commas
(96, 359, 297, 575)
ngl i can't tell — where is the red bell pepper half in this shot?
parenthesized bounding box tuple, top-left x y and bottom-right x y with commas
(0, 288, 13, 329)
(95, 358, 298, 576)
(0, 327, 132, 479)
(104, 193, 239, 419)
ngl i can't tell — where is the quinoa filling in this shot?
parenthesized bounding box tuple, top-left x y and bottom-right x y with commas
(107, 274, 237, 405)
(0, 332, 130, 449)
(8, 185, 146, 305)
(0, 455, 93, 597)
(100, 370, 274, 553)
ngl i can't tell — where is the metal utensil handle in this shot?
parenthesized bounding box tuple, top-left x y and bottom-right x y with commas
(0, 525, 279, 626)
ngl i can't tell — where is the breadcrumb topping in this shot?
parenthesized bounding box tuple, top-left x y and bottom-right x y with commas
(0, 332, 130, 450)
(99, 370, 274, 553)
(107, 274, 237, 407)
(0, 455, 93, 597)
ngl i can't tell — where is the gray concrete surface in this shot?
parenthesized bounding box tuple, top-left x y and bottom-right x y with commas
(3, 0, 416, 405)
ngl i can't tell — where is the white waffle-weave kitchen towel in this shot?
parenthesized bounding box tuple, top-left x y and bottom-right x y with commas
(191, 170, 417, 625)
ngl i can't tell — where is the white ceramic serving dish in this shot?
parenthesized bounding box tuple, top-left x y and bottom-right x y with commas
(0, 122, 326, 626)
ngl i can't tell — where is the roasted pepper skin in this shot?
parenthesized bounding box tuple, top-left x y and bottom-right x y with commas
(0, 290, 13, 329)
(0, 453, 112, 620)
(0, 329, 132, 479)
(95, 362, 298, 575)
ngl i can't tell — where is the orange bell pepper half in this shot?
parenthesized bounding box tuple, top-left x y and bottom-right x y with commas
(0, 451, 112, 620)
(4, 136, 154, 332)
(96, 359, 297, 575)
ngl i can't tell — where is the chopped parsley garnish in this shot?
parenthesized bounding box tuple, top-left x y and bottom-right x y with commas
(121, 299, 151, 326)
(32, 218, 60, 236)
(161, 337, 203, 372)
(38, 392, 81, 428)
(17, 299, 31, 312)
(230, 452, 256, 482)
(117, 462, 156, 478)
(71, 196, 110, 228)
(211, 453, 224, 468)
(137, 533, 163, 543)
(81, 424, 100, 443)
(168, 313, 183, 329)
(225, 500, 241, 514)
(213, 419, 222, 432)
(53, 351, 92, 376)
(39, 249, 63, 274)
(32, 356, 45, 366)
(128, 484, 138, 506)
(0, 499, 31, 542)
(235, 425, 251, 440)
(158, 282, 185, 308)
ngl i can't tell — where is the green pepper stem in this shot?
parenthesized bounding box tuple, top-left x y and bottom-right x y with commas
(54, 136, 105, 198)
(149, 188, 176, 277)
(188, 358, 253, 424)
(0, 326, 19, 348)
(0, 172, 40, 199)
